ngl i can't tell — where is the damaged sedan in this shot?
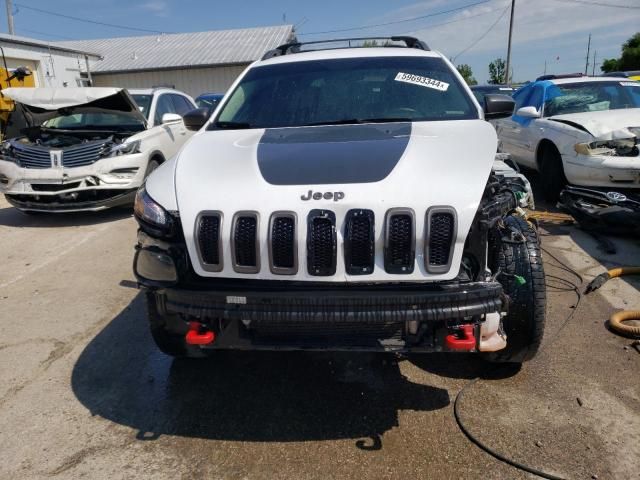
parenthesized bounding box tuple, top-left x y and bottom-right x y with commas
(0, 87, 196, 212)
(496, 75, 640, 200)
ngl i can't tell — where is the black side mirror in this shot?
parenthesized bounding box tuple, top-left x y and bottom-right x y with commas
(483, 94, 515, 120)
(183, 108, 210, 131)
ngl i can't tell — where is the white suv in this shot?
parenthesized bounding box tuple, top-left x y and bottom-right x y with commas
(0, 86, 196, 212)
(133, 37, 544, 365)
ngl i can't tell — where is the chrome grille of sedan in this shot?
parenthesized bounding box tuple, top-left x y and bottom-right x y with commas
(11, 139, 110, 169)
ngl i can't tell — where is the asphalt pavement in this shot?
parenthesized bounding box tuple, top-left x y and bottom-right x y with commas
(0, 195, 638, 479)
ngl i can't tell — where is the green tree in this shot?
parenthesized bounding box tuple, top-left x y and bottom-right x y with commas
(600, 58, 619, 73)
(456, 64, 477, 85)
(488, 58, 507, 84)
(601, 32, 640, 73)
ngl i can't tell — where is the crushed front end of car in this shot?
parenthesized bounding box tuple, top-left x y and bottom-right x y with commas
(0, 87, 149, 212)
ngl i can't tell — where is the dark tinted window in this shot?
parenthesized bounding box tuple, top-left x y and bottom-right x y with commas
(154, 94, 176, 125)
(213, 56, 478, 129)
(170, 94, 194, 115)
(131, 94, 152, 119)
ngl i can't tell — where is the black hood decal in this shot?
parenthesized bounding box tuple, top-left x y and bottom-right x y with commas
(257, 123, 411, 185)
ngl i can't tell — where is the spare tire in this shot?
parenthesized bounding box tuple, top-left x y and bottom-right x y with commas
(484, 215, 546, 363)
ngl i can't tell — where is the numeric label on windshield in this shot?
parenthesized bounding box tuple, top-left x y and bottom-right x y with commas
(620, 81, 639, 87)
(394, 72, 449, 92)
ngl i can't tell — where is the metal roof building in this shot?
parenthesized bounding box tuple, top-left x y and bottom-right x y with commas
(55, 25, 295, 97)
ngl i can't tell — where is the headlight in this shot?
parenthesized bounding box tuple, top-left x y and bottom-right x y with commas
(107, 140, 141, 157)
(0, 142, 17, 163)
(134, 186, 174, 235)
(575, 139, 638, 157)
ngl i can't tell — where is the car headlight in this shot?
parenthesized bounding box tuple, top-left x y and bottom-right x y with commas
(0, 142, 17, 163)
(575, 139, 638, 157)
(134, 186, 174, 236)
(108, 140, 141, 157)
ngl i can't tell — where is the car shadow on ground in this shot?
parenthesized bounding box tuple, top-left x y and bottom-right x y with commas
(72, 292, 460, 448)
(0, 205, 132, 228)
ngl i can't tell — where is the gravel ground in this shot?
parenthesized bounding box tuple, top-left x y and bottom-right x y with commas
(0, 194, 638, 480)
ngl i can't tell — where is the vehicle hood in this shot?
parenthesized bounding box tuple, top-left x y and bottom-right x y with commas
(549, 108, 640, 140)
(173, 120, 497, 282)
(2, 87, 147, 127)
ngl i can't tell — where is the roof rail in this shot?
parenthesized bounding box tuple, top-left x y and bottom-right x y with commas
(535, 73, 585, 81)
(151, 84, 176, 90)
(262, 36, 429, 60)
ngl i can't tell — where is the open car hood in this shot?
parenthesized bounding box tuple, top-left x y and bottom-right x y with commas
(549, 108, 640, 140)
(2, 87, 147, 127)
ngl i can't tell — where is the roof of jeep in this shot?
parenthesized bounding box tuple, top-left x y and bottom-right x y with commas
(257, 46, 443, 67)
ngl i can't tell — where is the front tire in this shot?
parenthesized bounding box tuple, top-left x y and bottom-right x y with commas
(484, 215, 546, 364)
(539, 143, 567, 202)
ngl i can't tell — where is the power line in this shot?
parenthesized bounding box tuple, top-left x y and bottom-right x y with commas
(452, 4, 511, 62)
(14, 3, 173, 34)
(401, 5, 508, 35)
(552, 0, 640, 8)
(298, 0, 494, 36)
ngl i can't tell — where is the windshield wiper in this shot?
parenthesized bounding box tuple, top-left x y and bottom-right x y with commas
(212, 121, 254, 130)
(302, 117, 412, 127)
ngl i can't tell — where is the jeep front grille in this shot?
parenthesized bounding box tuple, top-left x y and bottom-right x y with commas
(269, 213, 297, 275)
(425, 208, 456, 273)
(197, 213, 222, 271)
(232, 213, 259, 273)
(344, 209, 375, 275)
(384, 209, 415, 274)
(307, 210, 337, 276)
(193, 207, 456, 277)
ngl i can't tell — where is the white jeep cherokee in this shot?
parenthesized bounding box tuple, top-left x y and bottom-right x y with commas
(133, 37, 545, 364)
(0, 86, 195, 212)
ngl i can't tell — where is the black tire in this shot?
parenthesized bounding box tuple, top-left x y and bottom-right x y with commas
(144, 159, 160, 178)
(539, 143, 567, 202)
(145, 292, 205, 358)
(484, 215, 546, 363)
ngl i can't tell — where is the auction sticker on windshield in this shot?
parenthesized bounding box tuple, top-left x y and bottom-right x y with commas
(620, 81, 639, 87)
(395, 72, 449, 92)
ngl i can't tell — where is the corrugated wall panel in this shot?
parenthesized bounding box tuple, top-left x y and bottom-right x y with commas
(92, 65, 247, 97)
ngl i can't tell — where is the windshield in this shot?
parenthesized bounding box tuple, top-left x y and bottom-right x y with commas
(132, 94, 152, 119)
(212, 56, 477, 129)
(42, 112, 145, 132)
(544, 81, 640, 117)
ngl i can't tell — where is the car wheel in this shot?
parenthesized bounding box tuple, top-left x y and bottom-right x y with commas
(144, 159, 160, 178)
(539, 143, 567, 202)
(145, 292, 206, 358)
(483, 215, 546, 364)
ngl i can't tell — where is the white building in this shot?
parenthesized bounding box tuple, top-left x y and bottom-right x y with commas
(0, 33, 100, 87)
(56, 25, 295, 97)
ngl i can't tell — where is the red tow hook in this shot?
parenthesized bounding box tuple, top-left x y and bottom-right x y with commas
(445, 324, 476, 351)
(185, 321, 215, 345)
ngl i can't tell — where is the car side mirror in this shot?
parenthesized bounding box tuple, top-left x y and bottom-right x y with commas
(182, 108, 210, 131)
(515, 106, 541, 118)
(161, 113, 182, 124)
(483, 94, 516, 120)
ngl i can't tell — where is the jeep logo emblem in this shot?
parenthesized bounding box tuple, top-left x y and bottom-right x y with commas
(301, 190, 345, 202)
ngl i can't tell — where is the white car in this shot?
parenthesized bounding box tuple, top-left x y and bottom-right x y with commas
(133, 36, 545, 365)
(0, 86, 196, 212)
(495, 75, 640, 200)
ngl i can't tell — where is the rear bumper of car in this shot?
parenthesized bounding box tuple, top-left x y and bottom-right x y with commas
(564, 153, 640, 188)
(0, 153, 148, 211)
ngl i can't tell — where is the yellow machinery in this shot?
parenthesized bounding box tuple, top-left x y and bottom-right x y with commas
(0, 65, 35, 138)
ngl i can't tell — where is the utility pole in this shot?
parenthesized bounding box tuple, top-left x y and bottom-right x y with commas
(5, 0, 15, 35)
(504, 0, 516, 85)
(592, 50, 597, 76)
(584, 33, 591, 75)
(543, 59, 547, 76)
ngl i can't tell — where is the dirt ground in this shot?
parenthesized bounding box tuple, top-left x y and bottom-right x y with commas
(0, 194, 638, 480)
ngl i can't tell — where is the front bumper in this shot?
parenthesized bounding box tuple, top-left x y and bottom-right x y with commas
(135, 233, 507, 352)
(564, 153, 640, 188)
(0, 152, 148, 211)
